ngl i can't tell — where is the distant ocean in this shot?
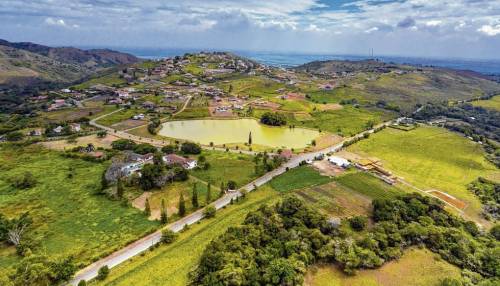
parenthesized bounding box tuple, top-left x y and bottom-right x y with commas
(118, 47, 500, 76)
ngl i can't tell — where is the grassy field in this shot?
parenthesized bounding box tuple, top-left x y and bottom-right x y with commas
(40, 105, 117, 123)
(348, 126, 499, 225)
(95, 108, 148, 127)
(294, 172, 405, 217)
(191, 150, 258, 188)
(291, 106, 394, 136)
(270, 165, 333, 192)
(173, 107, 210, 119)
(305, 248, 461, 286)
(471, 95, 500, 111)
(71, 73, 127, 90)
(92, 186, 280, 286)
(0, 146, 158, 278)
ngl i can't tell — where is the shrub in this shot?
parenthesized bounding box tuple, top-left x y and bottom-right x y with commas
(11, 172, 36, 189)
(349, 216, 368, 231)
(227, 180, 237, 190)
(78, 280, 87, 286)
(5, 131, 24, 141)
(161, 229, 178, 244)
(97, 265, 109, 280)
(203, 206, 216, 218)
(161, 145, 176, 154)
(490, 224, 500, 240)
(181, 142, 201, 154)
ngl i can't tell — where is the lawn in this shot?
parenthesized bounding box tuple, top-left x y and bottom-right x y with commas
(335, 172, 404, 200)
(95, 108, 148, 127)
(348, 126, 499, 225)
(471, 95, 500, 111)
(92, 186, 280, 286)
(0, 146, 158, 278)
(173, 107, 210, 119)
(291, 106, 394, 136)
(191, 150, 258, 188)
(269, 165, 333, 192)
(305, 248, 461, 286)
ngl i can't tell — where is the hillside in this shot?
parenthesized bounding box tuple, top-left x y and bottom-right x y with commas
(0, 39, 139, 88)
(295, 60, 500, 113)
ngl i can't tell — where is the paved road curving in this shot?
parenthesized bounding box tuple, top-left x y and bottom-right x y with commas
(69, 112, 395, 285)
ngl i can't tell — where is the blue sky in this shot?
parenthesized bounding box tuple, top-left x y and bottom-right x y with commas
(0, 0, 499, 59)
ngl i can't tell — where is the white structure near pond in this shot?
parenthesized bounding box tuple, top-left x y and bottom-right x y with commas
(328, 156, 351, 168)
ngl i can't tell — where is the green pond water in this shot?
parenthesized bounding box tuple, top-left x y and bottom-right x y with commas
(158, 119, 320, 148)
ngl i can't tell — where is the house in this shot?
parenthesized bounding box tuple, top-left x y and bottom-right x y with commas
(279, 150, 293, 160)
(53, 126, 64, 134)
(163, 154, 197, 169)
(70, 123, 81, 132)
(27, 129, 42, 136)
(142, 101, 156, 109)
(328, 156, 350, 168)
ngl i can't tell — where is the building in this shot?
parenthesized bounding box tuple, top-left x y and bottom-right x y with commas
(279, 150, 293, 160)
(163, 154, 197, 169)
(327, 156, 350, 168)
(132, 114, 145, 120)
(70, 123, 81, 132)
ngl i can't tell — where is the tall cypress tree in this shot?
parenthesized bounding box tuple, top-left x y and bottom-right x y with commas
(220, 182, 225, 197)
(248, 131, 252, 145)
(160, 199, 168, 224)
(206, 182, 211, 204)
(144, 198, 151, 216)
(192, 183, 199, 208)
(179, 193, 186, 217)
(116, 178, 124, 199)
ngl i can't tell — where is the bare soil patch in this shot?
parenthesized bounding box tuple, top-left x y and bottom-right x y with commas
(428, 190, 468, 210)
(317, 103, 343, 111)
(312, 160, 345, 176)
(39, 134, 120, 151)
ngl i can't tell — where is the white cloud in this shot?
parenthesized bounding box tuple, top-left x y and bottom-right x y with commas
(45, 17, 66, 27)
(364, 27, 378, 33)
(478, 24, 500, 36)
(426, 20, 442, 27)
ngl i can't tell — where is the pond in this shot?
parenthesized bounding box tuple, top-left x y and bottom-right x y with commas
(158, 119, 320, 149)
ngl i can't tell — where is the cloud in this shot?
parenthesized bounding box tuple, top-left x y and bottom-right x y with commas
(397, 17, 416, 28)
(478, 24, 500, 36)
(425, 20, 443, 27)
(364, 27, 378, 33)
(45, 17, 66, 27)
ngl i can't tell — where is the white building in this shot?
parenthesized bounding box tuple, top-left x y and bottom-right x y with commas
(328, 156, 351, 168)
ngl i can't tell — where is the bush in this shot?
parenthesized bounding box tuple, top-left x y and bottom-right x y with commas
(78, 280, 87, 286)
(161, 229, 178, 244)
(111, 139, 136, 150)
(491, 224, 500, 240)
(181, 142, 201, 154)
(203, 206, 216, 218)
(5, 131, 24, 141)
(97, 265, 109, 280)
(227, 180, 237, 190)
(11, 172, 36, 189)
(260, 112, 287, 126)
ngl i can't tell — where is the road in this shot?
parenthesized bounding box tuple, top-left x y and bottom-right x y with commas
(70, 115, 394, 285)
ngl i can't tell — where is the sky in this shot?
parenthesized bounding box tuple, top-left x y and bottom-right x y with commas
(1, 0, 500, 59)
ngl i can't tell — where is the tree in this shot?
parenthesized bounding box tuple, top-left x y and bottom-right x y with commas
(153, 152, 164, 167)
(7, 213, 32, 246)
(178, 193, 186, 217)
(162, 145, 176, 154)
(227, 180, 237, 190)
(144, 198, 151, 216)
(116, 178, 124, 199)
(220, 182, 225, 197)
(192, 183, 199, 208)
(12, 256, 53, 286)
(206, 183, 212, 204)
(181, 142, 201, 154)
(133, 143, 156, 155)
(203, 206, 216, 218)
(349, 216, 368, 231)
(100, 170, 108, 191)
(96, 130, 107, 138)
(78, 280, 87, 286)
(248, 131, 252, 145)
(160, 199, 168, 224)
(97, 265, 109, 281)
(490, 224, 500, 240)
(260, 112, 287, 126)
(111, 139, 136, 150)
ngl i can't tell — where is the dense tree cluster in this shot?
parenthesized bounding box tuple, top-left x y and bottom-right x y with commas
(10, 255, 76, 286)
(181, 142, 202, 154)
(253, 152, 286, 176)
(111, 139, 137, 150)
(260, 112, 287, 126)
(468, 178, 500, 220)
(191, 194, 500, 286)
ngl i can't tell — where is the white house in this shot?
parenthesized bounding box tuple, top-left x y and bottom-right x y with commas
(328, 156, 351, 168)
